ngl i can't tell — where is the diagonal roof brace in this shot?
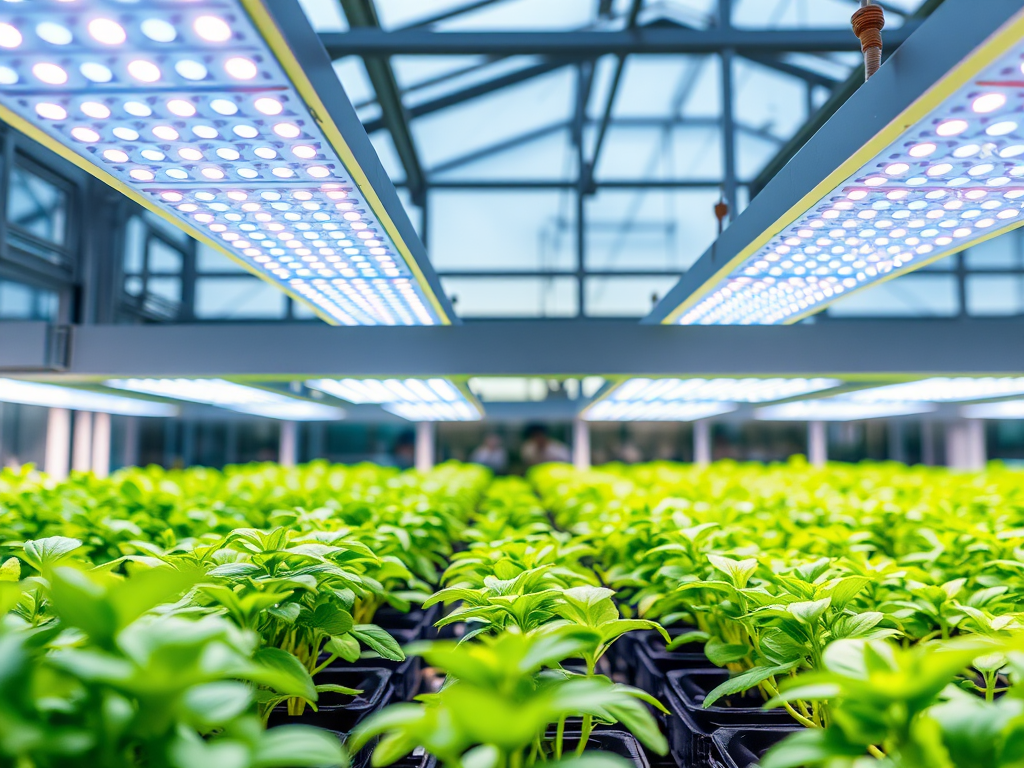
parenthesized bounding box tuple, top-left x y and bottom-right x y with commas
(338, 0, 427, 206)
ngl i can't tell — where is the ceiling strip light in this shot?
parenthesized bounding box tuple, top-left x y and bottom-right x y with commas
(647, 1, 1024, 325)
(607, 377, 841, 404)
(584, 401, 737, 422)
(962, 400, 1024, 418)
(846, 377, 1024, 402)
(105, 378, 343, 420)
(0, 379, 176, 416)
(306, 378, 482, 422)
(756, 399, 936, 422)
(0, 0, 452, 326)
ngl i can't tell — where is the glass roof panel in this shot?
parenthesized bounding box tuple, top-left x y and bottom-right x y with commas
(391, 55, 492, 92)
(402, 56, 547, 108)
(297, 0, 348, 31)
(431, 128, 577, 181)
(434, 0, 598, 31)
(429, 190, 576, 271)
(733, 59, 810, 141)
(412, 69, 576, 169)
(732, 0, 904, 29)
(440, 277, 578, 316)
(612, 57, 707, 118)
(595, 126, 723, 180)
(586, 189, 720, 271)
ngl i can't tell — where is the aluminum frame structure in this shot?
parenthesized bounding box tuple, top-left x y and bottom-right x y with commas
(646, 0, 1024, 326)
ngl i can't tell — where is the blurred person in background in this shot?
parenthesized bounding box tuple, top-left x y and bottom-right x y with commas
(520, 423, 571, 467)
(471, 433, 509, 473)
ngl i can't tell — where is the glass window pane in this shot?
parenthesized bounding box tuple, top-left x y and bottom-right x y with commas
(585, 276, 681, 317)
(0, 280, 58, 320)
(123, 216, 146, 275)
(197, 242, 248, 274)
(967, 275, 1024, 316)
(195, 278, 288, 319)
(827, 275, 959, 317)
(430, 191, 576, 271)
(440, 276, 577, 317)
(967, 229, 1021, 268)
(148, 239, 183, 274)
(586, 189, 718, 271)
(125, 276, 143, 296)
(147, 277, 181, 304)
(6, 166, 67, 245)
(595, 126, 722, 180)
(142, 210, 188, 247)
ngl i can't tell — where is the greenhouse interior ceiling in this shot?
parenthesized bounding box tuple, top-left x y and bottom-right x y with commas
(4, 0, 1024, 475)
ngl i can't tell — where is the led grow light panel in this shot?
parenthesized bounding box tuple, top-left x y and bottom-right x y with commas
(0, 1, 446, 326)
(848, 377, 1024, 402)
(0, 379, 176, 416)
(306, 378, 481, 422)
(606, 378, 841, 404)
(584, 401, 736, 422)
(756, 399, 936, 422)
(662, 6, 1024, 325)
(106, 378, 343, 420)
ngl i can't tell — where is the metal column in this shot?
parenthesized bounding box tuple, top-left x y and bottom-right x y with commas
(946, 419, 986, 471)
(808, 421, 827, 467)
(279, 421, 298, 468)
(72, 411, 92, 473)
(45, 408, 71, 480)
(91, 412, 111, 478)
(694, 420, 712, 466)
(415, 421, 435, 473)
(719, 0, 737, 221)
(573, 418, 591, 471)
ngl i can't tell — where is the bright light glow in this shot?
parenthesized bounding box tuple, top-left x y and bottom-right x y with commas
(36, 22, 72, 45)
(848, 377, 1024, 402)
(140, 18, 176, 43)
(127, 59, 160, 82)
(306, 378, 481, 422)
(0, 379, 176, 416)
(194, 15, 232, 43)
(962, 400, 1024, 419)
(608, 377, 841, 403)
(87, 18, 125, 45)
(756, 399, 936, 422)
(585, 401, 737, 422)
(668, 24, 1024, 326)
(0, 0, 444, 326)
(32, 62, 66, 85)
(106, 379, 344, 421)
(0, 22, 21, 48)
(225, 57, 257, 80)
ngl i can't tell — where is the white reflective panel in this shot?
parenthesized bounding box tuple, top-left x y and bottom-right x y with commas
(849, 377, 1024, 403)
(756, 399, 936, 422)
(306, 378, 481, 421)
(0, 2, 441, 326)
(608, 377, 841, 403)
(584, 401, 736, 422)
(0, 378, 176, 416)
(106, 378, 343, 421)
(962, 400, 1024, 419)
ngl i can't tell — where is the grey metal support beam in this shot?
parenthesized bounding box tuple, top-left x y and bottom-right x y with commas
(26, 318, 1024, 379)
(718, 0, 737, 222)
(585, 0, 645, 193)
(319, 25, 919, 58)
(338, 0, 427, 204)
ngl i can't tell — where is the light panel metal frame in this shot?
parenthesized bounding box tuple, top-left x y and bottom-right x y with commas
(647, 0, 1024, 326)
(0, 0, 454, 326)
(307, 378, 483, 422)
